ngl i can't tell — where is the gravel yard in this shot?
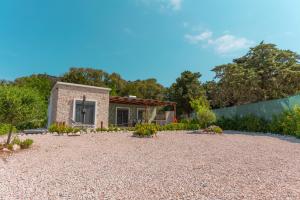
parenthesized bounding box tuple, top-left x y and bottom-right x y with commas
(1, 131, 300, 200)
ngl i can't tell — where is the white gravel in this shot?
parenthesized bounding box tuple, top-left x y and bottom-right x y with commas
(1, 131, 300, 200)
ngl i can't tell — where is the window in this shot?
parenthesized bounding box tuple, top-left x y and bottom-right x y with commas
(74, 100, 96, 125)
(116, 107, 129, 127)
(137, 108, 146, 122)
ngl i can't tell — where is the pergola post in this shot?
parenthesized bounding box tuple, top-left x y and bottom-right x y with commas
(173, 104, 177, 122)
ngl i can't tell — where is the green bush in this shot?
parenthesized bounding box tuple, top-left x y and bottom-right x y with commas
(11, 136, 21, 145)
(48, 124, 75, 134)
(190, 96, 216, 128)
(204, 125, 223, 134)
(269, 106, 300, 137)
(3, 136, 34, 150)
(20, 139, 34, 149)
(216, 106, 300, 138)
(133, 124, 158, 137)
(158, 123, 200, 131)
(216, 115, 269, 133)
(0, 124, 17, 136)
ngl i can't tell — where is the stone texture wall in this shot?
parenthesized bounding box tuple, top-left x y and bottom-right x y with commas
(49, 83, 110, 128)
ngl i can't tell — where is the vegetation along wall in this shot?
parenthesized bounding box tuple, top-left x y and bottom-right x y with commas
(213, 94, 300, 120)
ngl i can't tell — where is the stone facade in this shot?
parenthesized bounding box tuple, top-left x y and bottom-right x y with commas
(48, 82, 111, 128)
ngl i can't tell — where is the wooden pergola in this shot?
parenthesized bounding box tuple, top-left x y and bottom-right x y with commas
(109, 96, 177, 121)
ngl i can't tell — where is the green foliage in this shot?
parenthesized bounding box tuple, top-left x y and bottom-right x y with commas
(269, 106, 300, 137)
(3, 136, 34, 150)
(216, 107, 300, 138)
(19, 139, 34, 149)
(190, 96, 216, 128)
(121, 79, 165, 100)
(167, 71, 205, 116)
(204, 125, 223, 134)
(48, 124, 78, 134)
(216, 115, 269, 133)
(61, 68, 165, 100)
(158, 123, 200, 131)
(0, 85, 45, 143)
(7, 143, 13, 151)
(11, 136, 21, 145)
(133, 124, 158, 137)
(208, 42, 300, 108)
(14, 74, 54, 102)
(0, 124, 17, 135)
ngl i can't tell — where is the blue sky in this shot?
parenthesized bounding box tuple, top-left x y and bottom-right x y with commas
(0, 0, 299, 86)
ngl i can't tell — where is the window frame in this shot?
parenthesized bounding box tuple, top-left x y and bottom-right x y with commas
(72, 98, 97, 126)
(115, 107, 130, 126)
(137, 108, 146, 122)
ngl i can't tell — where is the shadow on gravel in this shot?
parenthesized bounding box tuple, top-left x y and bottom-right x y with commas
(224, 130, 300, 144)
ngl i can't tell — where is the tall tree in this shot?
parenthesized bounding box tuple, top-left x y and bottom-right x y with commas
(104, 72, 127, 96)
(209, 42, 300, 108)
(61, 67, 109, 87)
(122, 79, 165, 100)
(0, 86, 45, 144)
(167, 71, 205, 116)
(14, 74, 55, 102)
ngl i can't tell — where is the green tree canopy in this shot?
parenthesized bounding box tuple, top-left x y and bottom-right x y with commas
(190, 96, 216, 128)
(209, 42, 300, 108)
(167, 71, 205, 116)
(121, 78, 165, 100)
(61, 67, 109, 87)
(14, 74, 56, 102)
(0, 86, 45, 144)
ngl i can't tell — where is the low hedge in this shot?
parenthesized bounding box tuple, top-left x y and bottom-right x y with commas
(216, 106, 300, 138)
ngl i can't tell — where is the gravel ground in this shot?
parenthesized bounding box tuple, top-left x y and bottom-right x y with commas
(1, 131, 300, 200)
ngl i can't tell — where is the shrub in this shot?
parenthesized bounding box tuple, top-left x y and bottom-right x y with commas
(204, 125, 223, 134)
(0, 124, 17, 136)
(216, 106, 300, 138)
(133, 124, 158, 137)
(96, 127, 108, 132)
(20, 139, 34, 149)
(2, 136, 34, 150)
(190, 96, 216, 128)
(11, 136, 21, 145)
(155, 122, 200, 131)
(269, 106, 300, 137)
(216, 115, 269, 133)
(7, 143, 14, 151)
(48, 124, 75, 134)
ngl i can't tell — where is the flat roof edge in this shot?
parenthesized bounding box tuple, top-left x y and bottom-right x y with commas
(55, 81, 111, 91)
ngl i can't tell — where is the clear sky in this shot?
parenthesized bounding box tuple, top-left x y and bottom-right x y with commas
(0, 0, 299, 86)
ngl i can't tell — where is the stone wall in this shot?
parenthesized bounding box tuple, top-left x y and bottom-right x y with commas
(48, 82, 110, 128)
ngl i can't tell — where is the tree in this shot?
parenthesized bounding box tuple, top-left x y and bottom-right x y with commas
(14, 74, 57, 128)
(0, 80, 12, 85)
(61, 67, 109, 87)
(122, 79, 165, 100)
(209, 42, 300, 108)
(0, 86, 45, 144)
(190, 96, 216, 128)
(167, 71, 205, 116)
(14, 74, 55, 102)
(105, 73, 127, 96)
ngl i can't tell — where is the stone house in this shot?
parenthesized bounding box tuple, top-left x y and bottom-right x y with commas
(48, 82, 176, 128)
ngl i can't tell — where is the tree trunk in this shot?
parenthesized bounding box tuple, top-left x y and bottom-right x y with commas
(6, 124, 14, 145)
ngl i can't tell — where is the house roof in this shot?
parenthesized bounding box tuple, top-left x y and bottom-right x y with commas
(53, 82, 111, 91)
(109, 96, 176, 106)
